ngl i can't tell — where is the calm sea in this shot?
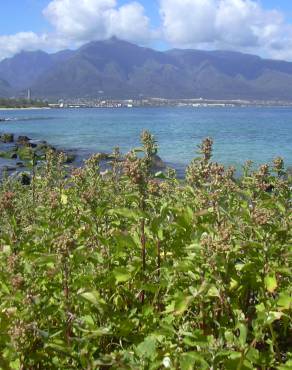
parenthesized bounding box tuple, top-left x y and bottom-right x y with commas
(1, 107, 292, 175)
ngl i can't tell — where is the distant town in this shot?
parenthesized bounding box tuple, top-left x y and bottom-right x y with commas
(48, 97, 292, 109)
(3, 94, 292, 109)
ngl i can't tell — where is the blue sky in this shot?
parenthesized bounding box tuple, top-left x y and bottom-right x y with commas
(0, 0, 161, 34)
(1, 1, 292, 34)
(1, 0, 292, 60)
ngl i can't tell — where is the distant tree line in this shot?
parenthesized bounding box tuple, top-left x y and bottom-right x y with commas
(0, 98, 48, 108)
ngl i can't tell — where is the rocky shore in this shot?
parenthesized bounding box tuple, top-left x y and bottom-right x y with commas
(0, 131, 167, 181)
(0, 132, 77, 178)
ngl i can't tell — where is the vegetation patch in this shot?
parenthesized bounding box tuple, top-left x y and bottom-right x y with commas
(0, 98, 48, 109)
(0, 132, 291, 369)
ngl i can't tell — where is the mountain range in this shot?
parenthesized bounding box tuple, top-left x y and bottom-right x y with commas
(2, 37, 292, 100)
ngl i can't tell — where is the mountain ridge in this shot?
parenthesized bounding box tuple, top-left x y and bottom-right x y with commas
(2, 38, 292, 100)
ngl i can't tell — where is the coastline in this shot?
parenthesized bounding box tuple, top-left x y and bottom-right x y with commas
(1, 129, 291, 180)
(0, 129, 169, 181)
(0, 107, 51, 111)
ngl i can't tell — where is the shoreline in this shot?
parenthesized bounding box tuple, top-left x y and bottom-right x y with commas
(3, 104, 292, 110)
(1, 131, 291, 181)
(0, 130, 170, 181)
(0, 107, 51, 111)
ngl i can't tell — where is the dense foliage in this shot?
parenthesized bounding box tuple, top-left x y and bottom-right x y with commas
(0, 98, 48, 108)
(0, 132, 291, 369)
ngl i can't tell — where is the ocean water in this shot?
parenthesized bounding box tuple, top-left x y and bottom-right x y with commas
(1, 107, 292, 174)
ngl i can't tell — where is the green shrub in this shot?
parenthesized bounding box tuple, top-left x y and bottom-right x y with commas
(0, 132, 291, 369)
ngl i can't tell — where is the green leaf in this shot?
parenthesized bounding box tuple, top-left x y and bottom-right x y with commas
(174, 294, 192, 316)
(266, 311, 283, 325)
(79, 290, 105, 308)
(208, 285, 220, 297)
(45, 341, 72, 356)
(0, 282, 10, 294)
(133, 147, 144, 153)
(277, 360, 292, 370)
(154, 171, 166, 179)
(276, 201, 286, 213)
(237, 323, 247, 347)
(109, 208, 146, 220)
(9, 359, 21, 370)
(180, 352, 209, 370)
(182, 330, 210, 348)
(256, 303, 266, 313)
(277, 294, 292, 310)
(113, 267, 131, 283)
(229, 278, 239, 291)
(136, 336, 157, 359)
(114, 233, 137, 249)
(265, 273, 278, 293)
(246, 347, 259, 363)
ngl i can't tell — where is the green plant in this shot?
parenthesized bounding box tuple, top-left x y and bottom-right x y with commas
(0, 132, 291, 369)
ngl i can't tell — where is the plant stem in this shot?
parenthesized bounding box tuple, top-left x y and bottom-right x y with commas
(157, 239, 161, 279)
(140, 218, 146, 304)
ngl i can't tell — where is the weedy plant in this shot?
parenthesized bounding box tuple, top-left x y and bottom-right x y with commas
(0, 131, 291, 369)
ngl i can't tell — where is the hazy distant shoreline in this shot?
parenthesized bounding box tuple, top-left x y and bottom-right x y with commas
(0, 107, 51, 111)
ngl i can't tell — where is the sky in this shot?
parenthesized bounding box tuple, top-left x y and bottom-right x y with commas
(1, 0, 292, 61)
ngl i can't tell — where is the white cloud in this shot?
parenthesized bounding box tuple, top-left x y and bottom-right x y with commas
(160, 0, 217, 46)
(0, 0, 154, 61)
(2, 0, 292, 61)
(43, 0, 154, 44)
(0, 32, 50, 60)
(108, 2, 155, 43)
(159, 0, 292, 60)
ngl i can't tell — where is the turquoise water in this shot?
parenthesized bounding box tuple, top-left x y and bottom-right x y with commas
(1, 107, 292, 173)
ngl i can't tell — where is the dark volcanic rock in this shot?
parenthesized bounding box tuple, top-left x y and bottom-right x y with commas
(20, 173, 31, 185)
(65, 153, 77, 164)
(17, 136, 38, 148)
(2, 165, 16, 172)
(1, 133, 14, 143)
(17, 136, 31, 145)
(151, 155, 166, 170)
(0, 132, 79, 177)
